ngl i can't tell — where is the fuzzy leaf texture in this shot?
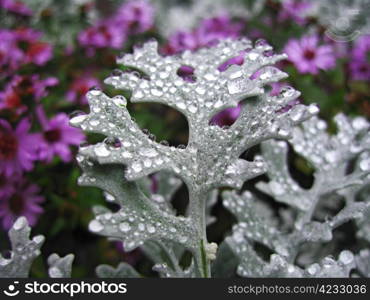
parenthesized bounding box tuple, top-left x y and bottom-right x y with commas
(224, 114, 370, 277)
(0, 217, 74, 278)
(69, 38, 318, 277)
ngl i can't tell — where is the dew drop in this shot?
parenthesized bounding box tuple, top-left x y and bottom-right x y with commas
(13, 217, 26, 230)
(132, 162, 143, 172)
(152, 194, 165, 203)
(160, 140, 169, 146)
(195, 86, 206, 95)
(151, 88, 163, 97)
(119, 222, 131, 232)
(113, 95, 127, 107)
(147, 224, 156, 233)
(89, 86, 102, 96)
(70, 114, 88, 126)
(89, 220, 103, 232)
(111, 69, 123, 77)
(94, 144, 111, 157)
(188, 104, 197, 113)
(339, 250, 354, 265)
(89, 119, 100, 126)
(139, 148, 158, 157)
(49, 267, 63, 278)
(104, 192, 115, 202)
(104, 137, 121, 148)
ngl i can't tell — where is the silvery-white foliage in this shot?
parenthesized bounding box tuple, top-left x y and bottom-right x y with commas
(355, 249, 370, 277)
(48, 253, 74, 278)
(0, 217, 74, 278)
(96, 263, 140, 278)
(0, 217, 44, 278)
(224, 114, 370, 277)
(70, 38, 316, 277)
(153, 0, 264, 37)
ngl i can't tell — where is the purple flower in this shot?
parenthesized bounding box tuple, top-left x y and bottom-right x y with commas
(164, 14, 244, 54)
(196, 15, 243, 46)
(218, 54, 245, 72)
(31, 75, 59, 99)
(211, 105, 241, 127)
(78, 0, 154, 51)
(0, 75, 58, 113)
(0, 28, 52, 74)
(0, 0, 33, 16)
(176, 65, 196, 83)
(278, 0, 311, 25)
(0, 178, 44, 230)
(66, 75, 100, 105)
(164, 31, 198, 54)
(0, 30, 24, 74)
(0, 118, 38, 177)
(78, 19, 127, 50)
(349, 60, 370, 81)
(0, 83, 25, 115)
(15, 28, 53, 66)
(349, 35, 370, 81)
(115, 0, 154, 34)
(284, 34, 336, 74)
(36, 106, 85, 163)
(0, 174, 14, 199)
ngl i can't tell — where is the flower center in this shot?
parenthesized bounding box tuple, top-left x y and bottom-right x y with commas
(303, 49, 316, 60)
(4, 91, 21, 108)
(359, 63, 369, 73)
(0, 130, 18, 160)
(44, 128, 61, 143)
(9, 194, 25, 215)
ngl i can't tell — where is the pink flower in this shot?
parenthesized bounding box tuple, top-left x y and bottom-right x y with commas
(210, 105, 241, 127)
(0, 30, 24, 73)
(0, 178, 44, 230)
(78, 20, 127, 50)
(0, 28, 52, 74)
(36, 106, 85, 163)
(0, 83, 26, 115)
(164, 31, 198, 54)
(78, 0, 154, 51)
(349, 60, 370, 81)
(0, 0, 33, 16)
(0, 174, 14, 199)
(66, 75, 100, 105)
(15, 28, 53, 66)
(164, 14, 244, 54)
(115, 0, 154, 34)
(349, 35, 370, 81)
(278, 0, 311, 25)
(196, 15, 243, 46)
(0, 118, 39, 177)
(284, 34, 336, 74)
(0, 75, 58, 113)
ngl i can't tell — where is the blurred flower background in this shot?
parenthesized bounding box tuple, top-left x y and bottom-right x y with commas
(0, 0, 369, 277)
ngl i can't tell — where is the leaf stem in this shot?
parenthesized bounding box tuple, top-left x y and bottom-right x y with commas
(189, 187, 211, 278)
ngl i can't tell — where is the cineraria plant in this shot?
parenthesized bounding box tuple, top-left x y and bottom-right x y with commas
(1, 38, 370, 278)
(224, 114, 370, 277)
(68, 38, 318, 278)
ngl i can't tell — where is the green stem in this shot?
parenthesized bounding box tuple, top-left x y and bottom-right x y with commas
(189, 187, 211, 278)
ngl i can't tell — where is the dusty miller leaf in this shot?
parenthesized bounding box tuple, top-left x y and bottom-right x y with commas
(70, 38, 317, 277)
(0, 217, 44, 278)
(96, 263, 140, 278)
